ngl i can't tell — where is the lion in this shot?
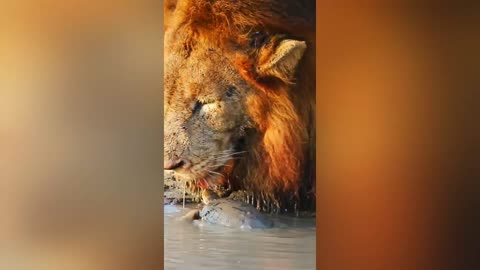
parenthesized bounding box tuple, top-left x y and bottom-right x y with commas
(164, 0, 316, 213)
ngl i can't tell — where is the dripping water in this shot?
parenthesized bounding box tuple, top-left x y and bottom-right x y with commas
(183, 179, 186, 209)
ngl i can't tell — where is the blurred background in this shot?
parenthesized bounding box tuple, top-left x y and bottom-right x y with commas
(1, 1, 164, 269)
(316, 5, 480, 270)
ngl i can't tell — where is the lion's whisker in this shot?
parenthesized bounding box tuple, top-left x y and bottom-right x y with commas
(206, 170, 225, 178)
(211, 150, 247, 157)
(214, 156, 244, 160)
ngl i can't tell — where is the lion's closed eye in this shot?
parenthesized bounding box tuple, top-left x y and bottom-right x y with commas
(192, 101, 204, 115)
(191, 99, 218, 116)
(225, 86, 237, 97)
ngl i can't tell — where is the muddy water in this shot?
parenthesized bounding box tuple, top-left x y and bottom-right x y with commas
(164, 205, 316, 270)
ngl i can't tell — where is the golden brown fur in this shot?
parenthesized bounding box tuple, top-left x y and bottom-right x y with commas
(164, 0, 315, 212)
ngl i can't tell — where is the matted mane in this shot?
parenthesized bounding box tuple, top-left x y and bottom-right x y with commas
(166, 0, 316, 212)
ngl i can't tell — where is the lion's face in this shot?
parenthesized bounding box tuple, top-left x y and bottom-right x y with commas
(164, 3, 308, 187)
(164, 34, 254, 182)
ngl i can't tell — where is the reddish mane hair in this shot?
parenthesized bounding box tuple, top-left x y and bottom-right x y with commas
(165, 0, 316, 212)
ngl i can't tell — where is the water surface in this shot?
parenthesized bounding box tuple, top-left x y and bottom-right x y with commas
(164, 205, 316, 270)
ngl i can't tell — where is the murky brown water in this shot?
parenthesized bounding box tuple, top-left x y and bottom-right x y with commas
(164, 205, 316, 270)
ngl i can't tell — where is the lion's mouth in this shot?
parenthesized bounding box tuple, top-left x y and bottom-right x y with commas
(170, 158, 236, 189)
(197, 159, 235, 189)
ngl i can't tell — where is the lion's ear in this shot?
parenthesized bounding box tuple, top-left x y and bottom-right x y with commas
(257, 39, 307, 83)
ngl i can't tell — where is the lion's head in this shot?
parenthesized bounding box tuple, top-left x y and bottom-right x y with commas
(164, 0, 316, 211)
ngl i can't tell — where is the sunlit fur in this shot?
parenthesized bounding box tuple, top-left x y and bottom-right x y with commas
(164, 0, 315, 212)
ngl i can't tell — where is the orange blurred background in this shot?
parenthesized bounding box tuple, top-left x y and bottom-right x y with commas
(316, 5, 479, 270)
(1, 1, 164, 270)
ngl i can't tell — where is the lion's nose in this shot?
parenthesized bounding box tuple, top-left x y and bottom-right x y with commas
(164, 159, 186, 170)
